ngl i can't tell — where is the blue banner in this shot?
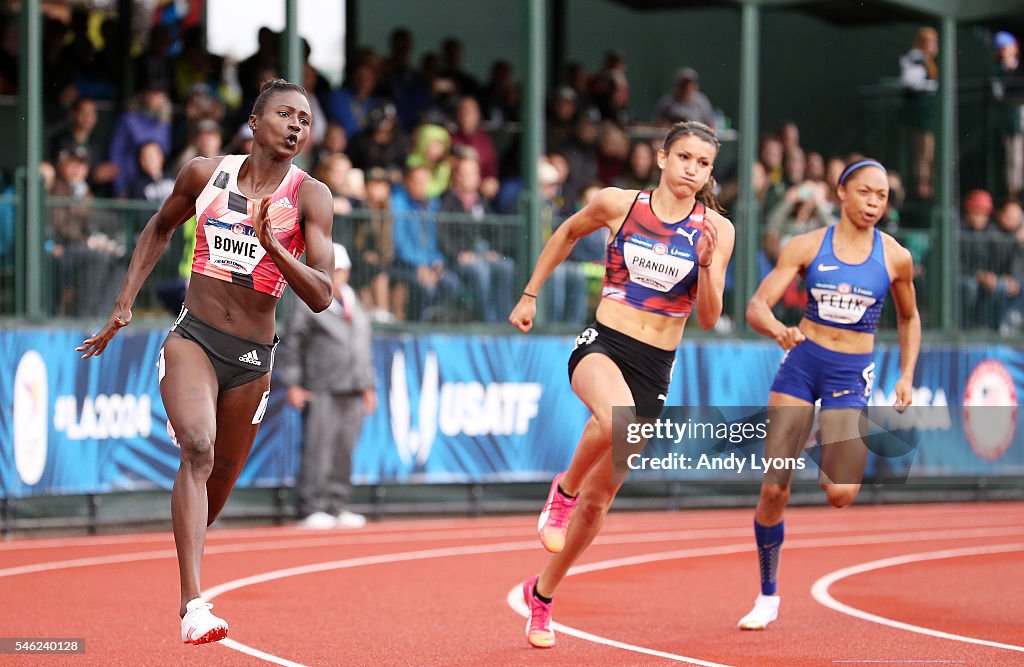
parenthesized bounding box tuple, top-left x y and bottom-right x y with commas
(1, 327, 1023, 496)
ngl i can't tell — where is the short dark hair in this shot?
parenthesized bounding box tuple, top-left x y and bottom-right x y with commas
(251, 78, 309, 119)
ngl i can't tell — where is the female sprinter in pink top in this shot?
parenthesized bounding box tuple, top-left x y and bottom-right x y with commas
(77, 79, 336, 645)
(508, 121, 735, 648)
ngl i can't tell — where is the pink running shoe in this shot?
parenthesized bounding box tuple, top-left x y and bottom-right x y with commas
(538, 472, 578, 553)
(522, 575, 555, 648)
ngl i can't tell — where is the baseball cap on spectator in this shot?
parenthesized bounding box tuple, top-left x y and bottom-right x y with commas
(538, 161, 561, 186)
(57, 146, 89, 164)
(333, 243, 351, 271)
(555, 86, 577, 102)
(365, 166, 392, 182)
(995, 31, 1018, 49)
(196, 119, 221, 135)
(675, 67, 700, 84)
(965, 189, 994, 215)
(236, 123, 254, 141)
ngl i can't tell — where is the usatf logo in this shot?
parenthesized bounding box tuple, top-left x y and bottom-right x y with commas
(837, 283, 851, 294)
(653, 243, 667, 255)
(388, 348, 543, 469)
(389, 349, 439, 467)
(231, 223, 245, 235)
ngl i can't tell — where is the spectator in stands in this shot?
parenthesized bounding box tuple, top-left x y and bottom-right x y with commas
(783, 146, 806, 188)
(538, 159, 589, 325)
(596, 121, 630, 185)
(129, 141, 175, 203)
(440, 37, 481, 101)
(173, 118, 223, 175)
(615, 141, 658, 191)
(760, 135, 787, 213)
(48, 148, 123, 317)
(348, 103, 408, 173)
(377, 27, 431, 132)
(315, 153, 357, 217)
(900, 26, 940, 199)
(327, 61, 381, 139)
(390, 165, 460, 320)
(959, 189, 1000, 329)
(315, 122, 348, 166)
(451, 96, 500, 198)
(590, 49, 630, 125)
(407, 121, 452, 199)
(763, 180, 836, 322)
(481, 59, 520, 123)
(438, 156, 514, 322)
(993, 199, 1024, 332)
(238, 27, 280, 100)
(655, 67, 714, 128)
(47, 96, 118, 195)
(806, 151, 826, 184)
(992, 31, 1024, 199)
(547, 87, 579, 154)
(560, 110, 601, 213)
(352, 167, 397, 322)
(108, 77, 172, 197)
(225, 123, 254, 155)
(173, 27, 224, 102)
(778, 120, 801, 156)
(134, 24, 174, 97)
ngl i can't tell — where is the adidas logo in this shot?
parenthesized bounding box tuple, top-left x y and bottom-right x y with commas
(270, 196, 293, 208)
(238, 350, 262, 366)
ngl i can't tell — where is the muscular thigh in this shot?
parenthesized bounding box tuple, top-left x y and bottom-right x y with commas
(160, 334, 218, 447)
(762, 391, 816, 485)
(209, 374, 271, 482)
(818, 408, 868, 485)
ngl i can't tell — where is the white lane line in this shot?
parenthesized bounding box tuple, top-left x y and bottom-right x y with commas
(219, 638, 307, 667)
(209, 526, 1024, 666)
(811, 543, 1024, 653)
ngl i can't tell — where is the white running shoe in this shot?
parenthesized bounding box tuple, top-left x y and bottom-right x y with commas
(738, 594, 780, 630)
(335, 510, 367, 528)
(181, 598, 229, 645)
(300, 511, 337, 529)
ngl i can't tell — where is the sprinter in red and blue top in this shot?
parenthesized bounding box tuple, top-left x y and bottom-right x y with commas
(78, 79, 335, 646)
(738, 157, 921, 631)
(508, 121, 735, 649)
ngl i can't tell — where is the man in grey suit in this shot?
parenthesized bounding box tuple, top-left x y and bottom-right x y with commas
(280, 244, 377, 529)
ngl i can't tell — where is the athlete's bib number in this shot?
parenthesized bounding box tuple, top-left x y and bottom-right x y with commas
(810, 288, 876, 325)
(623, 236, 694, 293)
(206, 223, 267, 274)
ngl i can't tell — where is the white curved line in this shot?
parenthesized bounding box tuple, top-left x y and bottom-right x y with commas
(810, 543, 1024, 653)
(218, 638, 307, 667)
(505, 585, 730, 666)
(205, 526, 1024, 666)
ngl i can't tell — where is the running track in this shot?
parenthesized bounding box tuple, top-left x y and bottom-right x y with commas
(0, 502, 1021, 666)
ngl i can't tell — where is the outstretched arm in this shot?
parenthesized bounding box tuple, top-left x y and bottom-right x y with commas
(889, 243, 920, 413)
(77, 157, 213, 358)
(746, 233, 815, 350)
(508, 187, 634, 332)
(254, 177, 334, 313)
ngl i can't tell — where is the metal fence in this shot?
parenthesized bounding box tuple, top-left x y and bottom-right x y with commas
(1, 193, 1020, 338)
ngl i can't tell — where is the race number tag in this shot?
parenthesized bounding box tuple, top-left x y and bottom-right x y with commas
(810, 286, 876, 325)
(205, 218, 266, 274)
(623, 235, 694, 293)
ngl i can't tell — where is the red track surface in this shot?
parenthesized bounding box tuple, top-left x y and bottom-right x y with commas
(1, 502, 1022, 666)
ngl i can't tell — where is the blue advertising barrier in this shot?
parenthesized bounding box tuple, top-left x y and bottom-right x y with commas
(1, 327, 1022, 496)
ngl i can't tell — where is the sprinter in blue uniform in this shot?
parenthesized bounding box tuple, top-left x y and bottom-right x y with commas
(738, 158, 921, 630)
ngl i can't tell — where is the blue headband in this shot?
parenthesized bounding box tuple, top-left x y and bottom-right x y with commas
(838, 160, 887, 185)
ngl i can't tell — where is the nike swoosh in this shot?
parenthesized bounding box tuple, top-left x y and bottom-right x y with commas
(537, 510, 550, 532)
(818, 264, 840, 272)
(832, 390, 853, 397)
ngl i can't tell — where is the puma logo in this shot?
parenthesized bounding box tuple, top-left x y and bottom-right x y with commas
(676, 227, 698, 244)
